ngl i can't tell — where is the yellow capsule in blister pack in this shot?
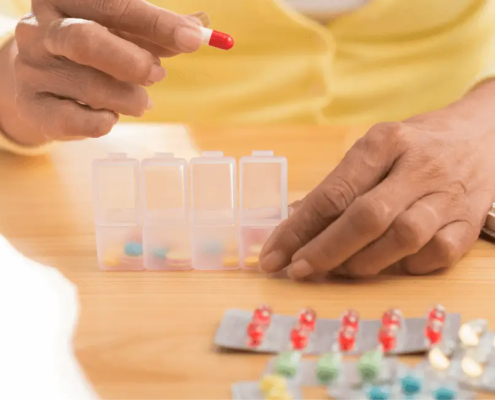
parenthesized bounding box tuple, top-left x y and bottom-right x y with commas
(461, 356, 484, 378)
(222, 255, 239, 268)
(265, 386, 292, 400)
(428, 346, 450, 370)
(259, 375, 287, 394)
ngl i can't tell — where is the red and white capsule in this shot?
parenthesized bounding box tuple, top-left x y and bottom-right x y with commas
(378, 325, 398, 352)
(200, 27, 234, 50)
(341, 309, 360, 330)
(298, 308, 317, 332)
(382, 308, 403, 328)
(428, 304, 446, 324)
(253, 305, 272, 326)
(425, 319, 443, 345)
(247, 322, 264, 347)
(338, 326, 357, 352)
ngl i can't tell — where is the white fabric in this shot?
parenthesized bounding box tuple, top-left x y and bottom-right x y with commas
(0, 235, 99, 400)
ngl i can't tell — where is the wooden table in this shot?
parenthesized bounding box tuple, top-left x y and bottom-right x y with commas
(1, 124, 494, 400)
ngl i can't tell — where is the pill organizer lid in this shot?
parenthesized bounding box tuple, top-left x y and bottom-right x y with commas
(190, 151, 236, 222)
(92, 153, 140, 225)
(239, 151, 288, 223)
(141, 153, 188, 222)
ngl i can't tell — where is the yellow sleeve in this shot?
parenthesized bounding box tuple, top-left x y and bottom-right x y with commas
(0, 2, 53, 156)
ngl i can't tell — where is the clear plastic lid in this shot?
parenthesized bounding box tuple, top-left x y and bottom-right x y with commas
(141, 153, 188, 224)
(92, 153, 140, 226)
(239, 151, 288, 224)
(190, 151, 236, 223)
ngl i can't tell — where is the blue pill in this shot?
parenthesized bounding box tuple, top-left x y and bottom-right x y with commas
(401, 374, 422, 395)
(433, 387, 457, 400)
(366, 386, 390, 400)
(153, 247, 169, 259)
(124, 242, 143, 257)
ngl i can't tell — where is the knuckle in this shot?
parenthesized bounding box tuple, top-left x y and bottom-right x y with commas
(318, 177, 356, 217)
(364, 121, 405, 149)
(51, 20, 100, 60)
(15, 14, 38, 49)
(388, 213, 426, 252)
(430, 234, 458, 267)
(351, 196, 393, 235)
(126, 51, 154, 83)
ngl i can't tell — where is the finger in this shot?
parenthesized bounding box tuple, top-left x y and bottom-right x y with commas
(17, 93, 118, 140)
(20, 59, 151, 117)
(342, 193, 463, 278)
(111, 30, 179, 58)
(44, 18, 166, 86)
(58, 0, 205, 53)
(259, 122, 407, 273)
(287, 171, 429, 280)
(400, 220, 479, 275)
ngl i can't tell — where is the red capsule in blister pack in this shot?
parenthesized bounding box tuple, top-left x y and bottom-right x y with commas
(341, 309, 360, 330)
(246, 322, 264, 347)
(378, 325, 398, 352)
(290, 323, 309, 350)
(298, 308, 317, 332)
(381, 308, 403, 328)
(253, 304, 272, 326)
(425, 319, 443, 345)
(338, 326, 357, 352)
(428, 304, 446, 324)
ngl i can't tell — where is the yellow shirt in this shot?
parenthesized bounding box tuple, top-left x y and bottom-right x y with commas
(1, 0, 495, 154)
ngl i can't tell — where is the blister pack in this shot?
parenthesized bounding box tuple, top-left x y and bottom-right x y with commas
(215, 306, 461, 356)
(439, 320, 495, 392)
(262, 354, 401, 387)
(231, 379, 304, 400)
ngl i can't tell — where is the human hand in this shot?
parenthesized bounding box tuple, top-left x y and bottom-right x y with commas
(9, 0, 208, 146)
(259, 94, 495, 279)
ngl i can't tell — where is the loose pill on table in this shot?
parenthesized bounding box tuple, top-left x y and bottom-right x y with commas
(124, 242, 143, 257)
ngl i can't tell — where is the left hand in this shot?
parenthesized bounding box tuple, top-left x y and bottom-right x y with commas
(259, 92, 495, 279)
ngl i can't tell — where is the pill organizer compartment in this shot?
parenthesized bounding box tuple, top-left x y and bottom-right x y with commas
(92, 153, 143, 271)
(239, 151, 288, 269)
(190, 151, 238, 270)
(141, 153, 191, 270)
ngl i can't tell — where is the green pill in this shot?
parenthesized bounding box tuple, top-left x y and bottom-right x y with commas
(275, 351, 302, 378)
(316, 351, 342, 384)
(358, 349, 383, 383)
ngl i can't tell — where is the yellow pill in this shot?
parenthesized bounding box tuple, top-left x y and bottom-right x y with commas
(244, 255, 259, 268)
(223, 256, 239, 268)
(167, 250, 191, 262)
(103, 246, 122, 267)
(249, 244, 263, 254)
(259, 375, 287, 393)
(265, 386, 292, 400)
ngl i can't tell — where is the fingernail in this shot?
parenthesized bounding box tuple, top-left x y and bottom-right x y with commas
(148, 65, 166, 83)
(175, 25, 203, 52)
(287, 259, 314, 280)
(189, 11, 210, 27)
(259, 250, 286, 273)
(146, 97, 153, 110)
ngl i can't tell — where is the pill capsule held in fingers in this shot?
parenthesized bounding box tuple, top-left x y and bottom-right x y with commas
(200, 27, 234, 50)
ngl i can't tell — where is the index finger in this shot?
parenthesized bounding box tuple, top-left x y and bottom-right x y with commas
(56, 0, 204, 53)
(258, 122, 406, 274)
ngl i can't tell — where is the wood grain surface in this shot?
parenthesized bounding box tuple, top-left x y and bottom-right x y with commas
(0, 124, 494, 400)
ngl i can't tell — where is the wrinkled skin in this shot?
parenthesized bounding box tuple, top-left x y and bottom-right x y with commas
(260, 82, 495, 279)
(8, 0, 207, 145)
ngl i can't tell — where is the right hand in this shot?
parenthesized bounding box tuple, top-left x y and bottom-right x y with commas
(11, 0, 207, 145)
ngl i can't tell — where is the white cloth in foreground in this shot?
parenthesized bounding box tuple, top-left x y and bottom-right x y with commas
(0, 235, 99, 400)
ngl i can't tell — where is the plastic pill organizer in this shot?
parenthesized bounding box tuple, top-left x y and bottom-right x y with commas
(92, 151, 288, 271)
